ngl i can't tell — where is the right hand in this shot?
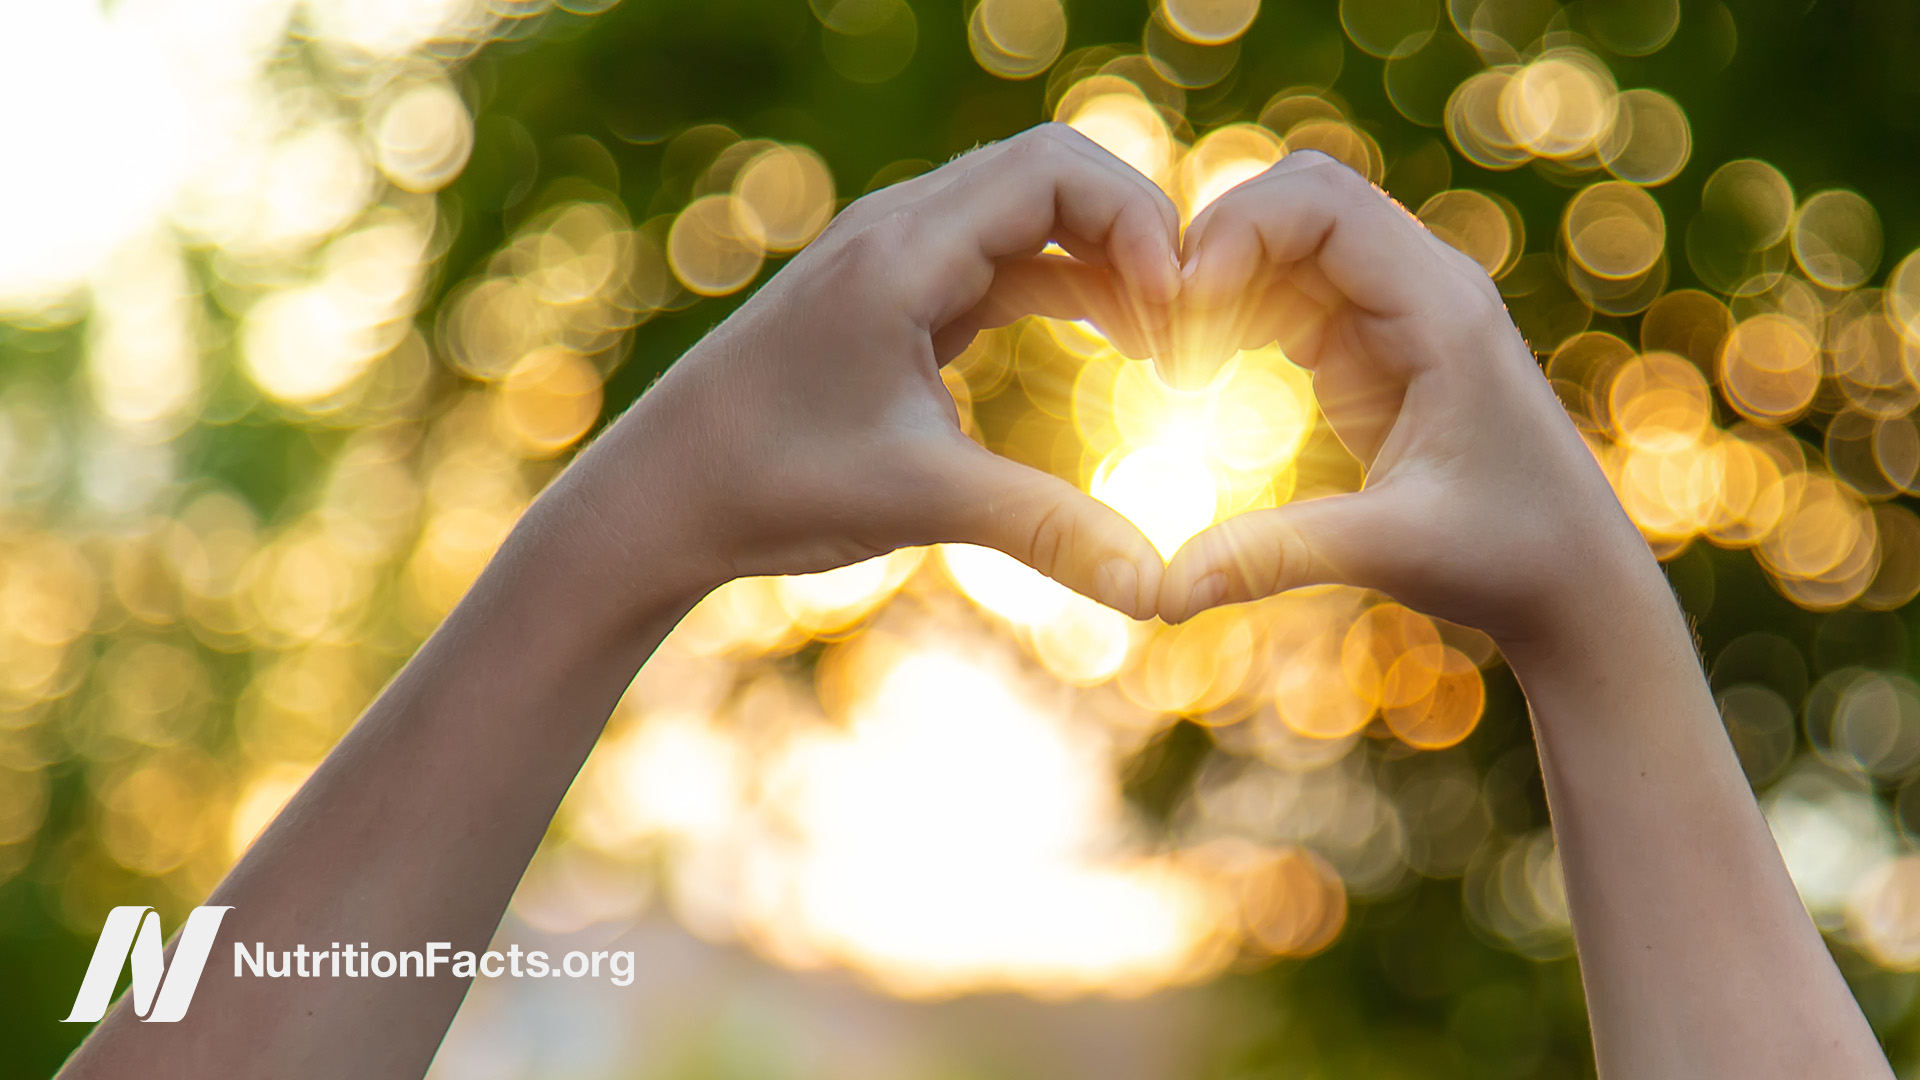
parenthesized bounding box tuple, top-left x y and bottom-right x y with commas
(1157, 152, 1660, 649)
(561, 124, 1183, 622)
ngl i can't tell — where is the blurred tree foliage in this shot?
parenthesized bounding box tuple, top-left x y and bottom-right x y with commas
(11, 1, 1920, 1078)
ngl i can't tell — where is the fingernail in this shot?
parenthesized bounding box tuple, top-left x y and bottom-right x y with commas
(1183, 571, 1227, 620)
(1093, 558, 1140, 617)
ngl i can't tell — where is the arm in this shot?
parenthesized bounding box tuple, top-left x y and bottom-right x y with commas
(60, 123, 1179, 1079)
(1161, 151, 1892, 1078)
(1511, 538, 1882, 1078)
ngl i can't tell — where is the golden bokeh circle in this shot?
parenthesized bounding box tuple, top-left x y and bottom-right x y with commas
(1717, 313, 1821, 426)
(495, 347, 604, 458)
(734, 145, 836, 252)
(1639, 289, 1731, 371)
(1564, 181, 1665, 281)
(1498, 51, 1617, 161)
(1383, 645, 1485, 750)
(969, 0, 1068, 79)
(1698, 159, 1795, 253)
(1238, 847, 1348, 957)
(1340, 602, 1443, 709)
(1276, 625, 1377, 740)
(1161, 0, 1261, 45)
(667, 194, 766, 296)
(1598, 88, 1690, 186)
(1445, 67, 1529, 171)
(1791, 189, 1883, 290)
(1281, 119, 1383, 184)
(1417, 188, 1521, 278)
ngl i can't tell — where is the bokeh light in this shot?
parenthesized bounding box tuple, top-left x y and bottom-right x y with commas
(10, 2, 1920, 1076)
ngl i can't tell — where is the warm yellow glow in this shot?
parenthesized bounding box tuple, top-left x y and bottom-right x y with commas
(24, 0, 1920, 1016)
(1282, 120, 1384, 184)
(768, 646, 1228, 994)
(776, 548, 924, 634)
(1383, 645, 1485, 749)
(228, 763, 317, 859)
(1092, 445, 1219, 559)
(1177, 124, 1282, 219)
(1699, 159, 1796, 253)
(1447, 67, 1530, 171)
(940, 543, 1077, 625)
(1065, 92, 1177, 187)
(241, 215, 428, 407)
(1235, 846, 1348, 956)
(87, 234, 199, 431)
(1849, 856, 1920, 969)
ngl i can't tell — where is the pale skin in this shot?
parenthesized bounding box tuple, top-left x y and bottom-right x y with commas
(1160, 151, 1894, 1079)
(57, 129, 1891, 1079)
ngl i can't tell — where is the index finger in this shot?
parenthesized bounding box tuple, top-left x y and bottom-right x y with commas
(897, 124, 1184, 329)
(1180, 152, 1448, 323)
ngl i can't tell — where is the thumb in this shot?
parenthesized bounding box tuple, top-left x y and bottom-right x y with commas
(1159, 489, 1394, 623)
(921, 444, 1165, 620)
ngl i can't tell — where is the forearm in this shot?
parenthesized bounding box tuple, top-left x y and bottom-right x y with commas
(1508, 547, 1890, 1080)
(63, 450, 711, 1078)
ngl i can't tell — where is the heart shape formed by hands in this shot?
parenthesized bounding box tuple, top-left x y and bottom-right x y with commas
(935, 145, 1611, 653)
(633, 125, 1620, 661)
(917, 148, 1421, 622)
(944, 317, 1325, 558)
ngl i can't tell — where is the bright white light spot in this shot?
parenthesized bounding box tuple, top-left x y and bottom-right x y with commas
(939, 544, 1075, 626)
(1092, 444, 1220, 558)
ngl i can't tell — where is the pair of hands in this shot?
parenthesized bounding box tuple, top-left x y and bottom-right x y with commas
(581, 123, 1646, 651)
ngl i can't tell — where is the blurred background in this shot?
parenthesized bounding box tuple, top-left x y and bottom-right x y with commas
(5, 0, 1920, 1076)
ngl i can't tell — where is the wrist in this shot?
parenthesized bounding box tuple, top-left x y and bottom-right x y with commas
(1495, 527, 1701, 711)
(1483, 397, 1686, 678)
(492, 416, 733, 650)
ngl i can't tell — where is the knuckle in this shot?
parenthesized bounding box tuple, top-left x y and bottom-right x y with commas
(1274, 526, 1314, 594)
(811, 196, 870, 247)
(837, 216, 911, 279)
(1000, 135, 1042, 170)
(1286, 147, 1338, 167)
(1225, 517, 1285, 597)
(1028, 121, 1072, 146)
(1040, 121, 1094, 154)
(1431, 233, 1499, 286)
(1456, 270, 1510, 322)
(817, 218, 914, 303)
(1024, 500, 1075, 575)
(1436, 240, 1487, 279)
(1014, 123, 1075, 164)
(1285, 147, 1347, 177)
(1284, 153, 1368, 206)
(1314, 161, 1371, 202)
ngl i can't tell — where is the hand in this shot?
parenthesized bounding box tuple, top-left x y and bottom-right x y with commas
(1157, 152, 1658, 646)
(566, 124, 1185, 621)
